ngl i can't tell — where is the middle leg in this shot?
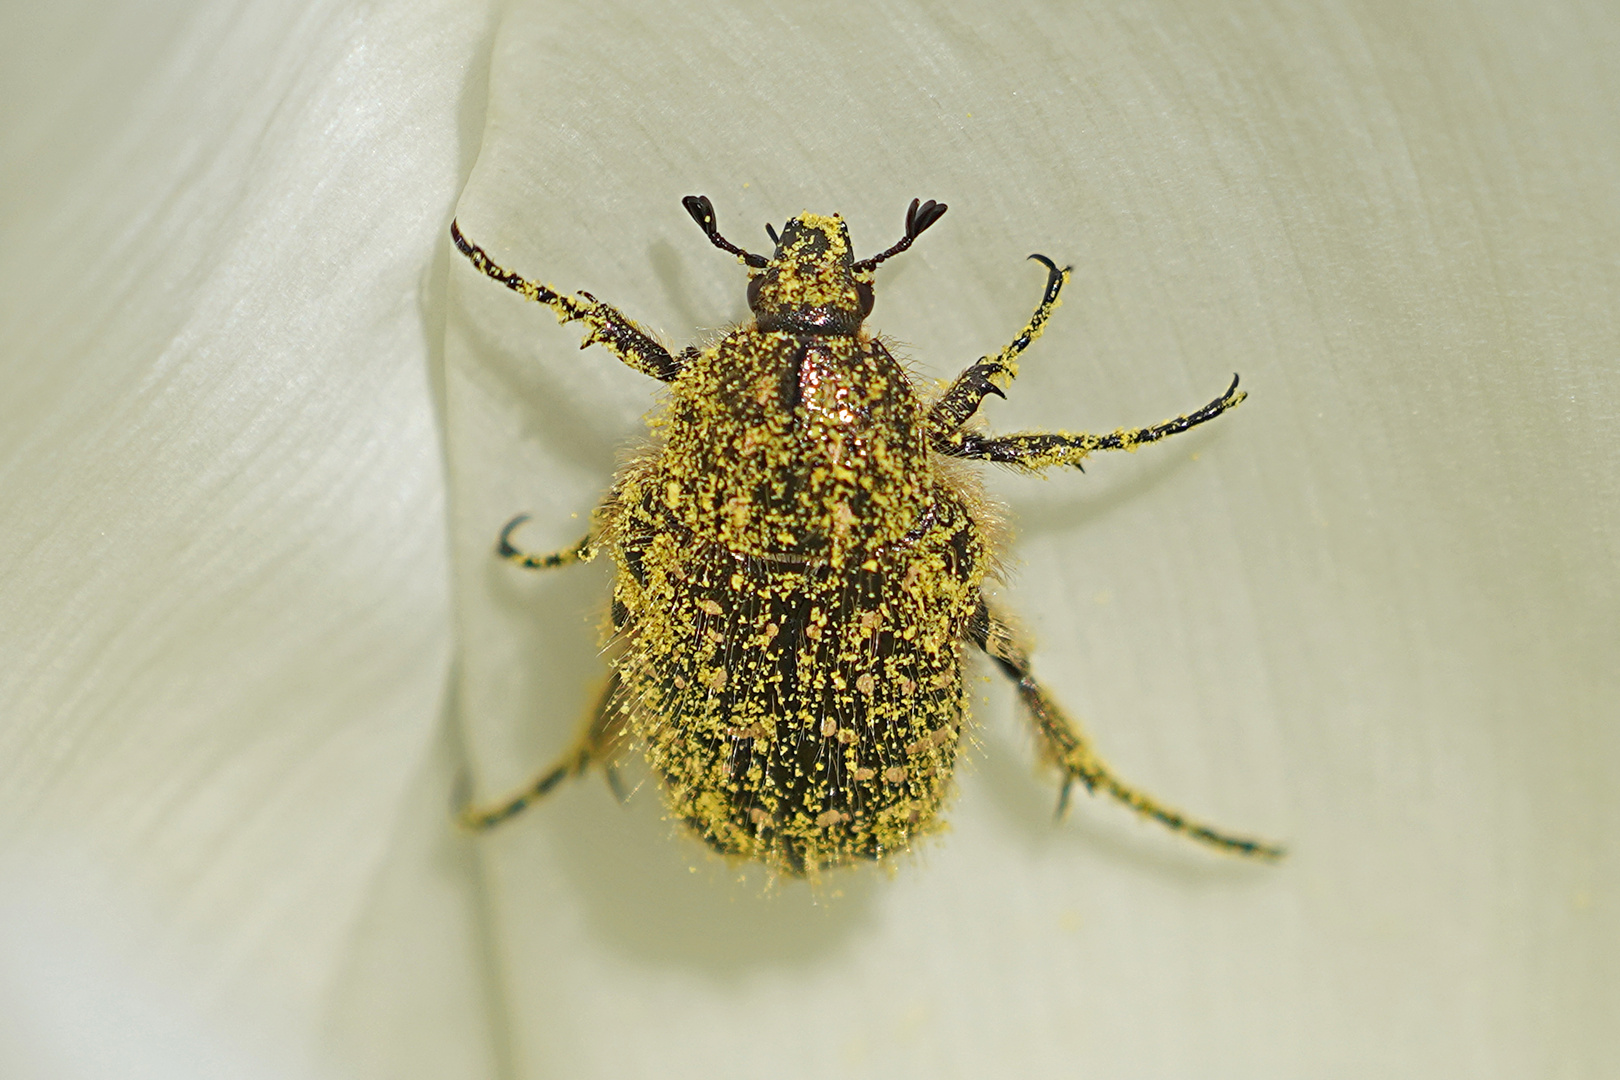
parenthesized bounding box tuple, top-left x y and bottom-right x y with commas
(459, 670, 632, 831)
(498, 514, 596, 572)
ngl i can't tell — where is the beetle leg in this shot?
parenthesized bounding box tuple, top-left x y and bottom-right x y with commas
(458, 671, 631, 831)
(928, 255, 1070, 444)
(496, 514, 597, 572)
(940, 375, 1244, 470)
(966, 601, 1283, 860)
(451, 219, 685, 382)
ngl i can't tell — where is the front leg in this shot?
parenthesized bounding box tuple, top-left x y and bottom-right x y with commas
(943, 375, 1245, 471)
(451, 220, 688, 382)
(929, 254, 1070, 445)
(966, 600, 1283, 859)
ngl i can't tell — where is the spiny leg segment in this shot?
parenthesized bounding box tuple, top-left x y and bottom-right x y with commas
(927, 254, 1245, 469)
(966, 602, 1284, 860)
(450, 219, 687, 382)
(947, 375, 1246, 470)
(459, 672, 630, 831)
(929, 254, 1071, 444)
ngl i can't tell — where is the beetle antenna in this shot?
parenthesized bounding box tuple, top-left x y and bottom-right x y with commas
(682, 195, 769, 268)
(853, 198, 948, 273)
(764, 222, 780, 246)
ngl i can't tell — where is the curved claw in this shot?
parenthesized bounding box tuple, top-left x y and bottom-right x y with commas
(497, 514, 532, 557)
(605, 765, 629, 804)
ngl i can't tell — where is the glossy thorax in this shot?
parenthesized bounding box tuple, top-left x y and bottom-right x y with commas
(660, 216, 933, 564)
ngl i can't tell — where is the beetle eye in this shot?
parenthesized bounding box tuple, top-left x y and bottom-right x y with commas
(747, 274, 764, 311)
(856, 281, 874, 318)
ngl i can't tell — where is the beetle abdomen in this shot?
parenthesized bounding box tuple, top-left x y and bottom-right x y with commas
(610, 490, 984, 875)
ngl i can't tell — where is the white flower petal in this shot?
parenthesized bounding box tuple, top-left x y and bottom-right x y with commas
(447, 1, 1618, 1077)
(5, 0, 1615, 1077)
(1, 0, 494, 1076)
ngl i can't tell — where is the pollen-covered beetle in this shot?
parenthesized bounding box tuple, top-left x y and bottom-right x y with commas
(451, 196, 1282, 876)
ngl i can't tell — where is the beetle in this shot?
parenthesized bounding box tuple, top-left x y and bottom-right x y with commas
(451, 196, 1282, 876)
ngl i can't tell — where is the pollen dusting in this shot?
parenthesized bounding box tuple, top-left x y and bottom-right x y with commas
(459, 203, 1278, 874)
(752, 213, 861, 318)
(594, 304, 986, 874)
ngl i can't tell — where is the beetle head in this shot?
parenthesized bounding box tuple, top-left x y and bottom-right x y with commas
(683, 196, 947, 336)
(748, 213, 873, 336)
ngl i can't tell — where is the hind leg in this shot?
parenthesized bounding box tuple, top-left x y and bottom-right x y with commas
(459, 671, 630, 831)
(967, 602, 1283, 859)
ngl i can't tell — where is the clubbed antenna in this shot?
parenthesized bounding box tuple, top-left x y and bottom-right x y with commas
(682, 195, 769, 268)
(853, 198, 948, 273)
